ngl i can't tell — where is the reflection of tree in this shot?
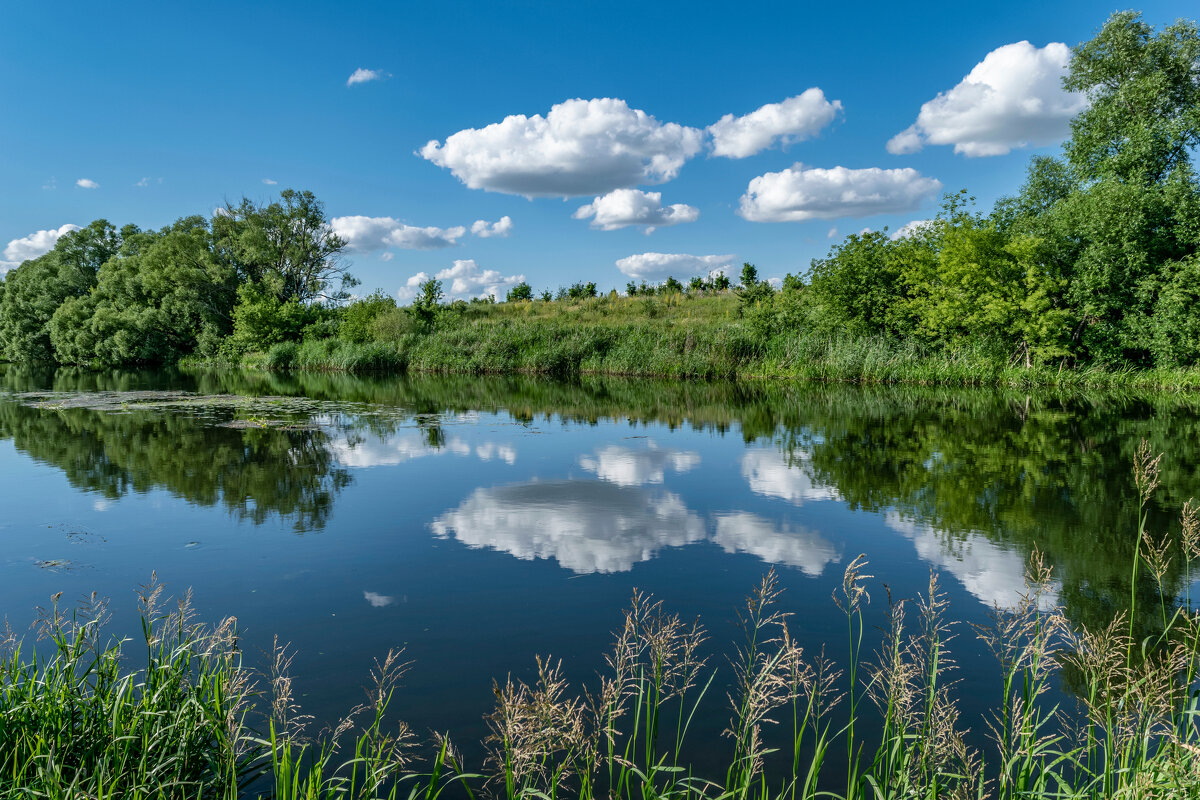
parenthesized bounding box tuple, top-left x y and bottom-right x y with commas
(0, 398, 349, 533)
(779, 392, 1200, 640)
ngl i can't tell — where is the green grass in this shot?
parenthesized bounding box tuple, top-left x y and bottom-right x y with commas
(5, 461, 1200, 799)
(209, 294, 1200, 392)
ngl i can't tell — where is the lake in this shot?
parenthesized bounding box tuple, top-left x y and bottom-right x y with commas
(2, 365, 1197, 778)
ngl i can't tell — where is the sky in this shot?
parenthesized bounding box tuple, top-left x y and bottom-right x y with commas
(1, 0, 1194, 300)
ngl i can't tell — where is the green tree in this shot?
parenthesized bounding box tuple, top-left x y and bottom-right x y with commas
(412, 278, 443, 329)
(340, 290, 397, 343)
(506, 282, 533, 302)
(211, 189, 355, 304)
(0, 221, 120, 363)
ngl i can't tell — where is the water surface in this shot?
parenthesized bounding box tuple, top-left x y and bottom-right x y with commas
(3, 367, 1197, 772)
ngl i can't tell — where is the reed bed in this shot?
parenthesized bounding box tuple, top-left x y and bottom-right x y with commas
(4, 446, 1200, 799)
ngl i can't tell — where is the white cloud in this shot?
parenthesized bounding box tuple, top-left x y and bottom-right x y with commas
(738, 164, 941, 222)
(431, 481, 706, 574)
(741, 448, 839, 506)
(347, 67, 387, 86)
(3, 223, 81, 265)
(886, 41, 1087, 157)
(884, 512, 1059, 609)
(890, 219, 934, 240)
(329, 428, 514, 468)
(470, 216, 513, 238)
(578, 442, 700, 487)
(574, 189, 699, 233)
(76, 178, 99, 189)
(708, 89, 842, 158)
(262, 178, 278, 185)
(135, 177, 150, 188)
(398, 259, 525, 301)
(331, 215, 467, 252)
(615, 252, 735, 282)
(363, 591, 396, 608)
(420, 97, 705, 197)
(712, 512, 840, 577)
(826, 226, 838, 239)
(42, 177, 56, 190)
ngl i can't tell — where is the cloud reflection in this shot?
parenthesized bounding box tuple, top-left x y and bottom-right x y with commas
(884, 511, 1060, 609)
(431, 481, 705, 573)
(363, 590, 397, 608)
(712, 512, 840, 576)
(578, 442, 700, 486)
(330, 430, 515, 468)
(741, 449, 838, 505)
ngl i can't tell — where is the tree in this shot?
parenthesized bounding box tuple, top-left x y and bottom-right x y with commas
(506, 282, 533, 302)
(49, 217, 237, 365)
(739, 262, 759, 289)
(211, 189, 355, 304)
(0, 220, 120, 363)
(663, 276, 683, 293)
(712, 272, 731, 291)
(412, 278, 443, 329)
(340, 290, 397, 343)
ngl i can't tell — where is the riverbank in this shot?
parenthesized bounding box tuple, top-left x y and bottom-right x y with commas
(188, 293, 1200, 393)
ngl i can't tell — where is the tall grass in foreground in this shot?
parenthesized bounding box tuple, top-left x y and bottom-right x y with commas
(4, 446, 1200, 798)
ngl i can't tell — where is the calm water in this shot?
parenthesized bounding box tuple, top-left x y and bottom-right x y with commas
(3, 366, 1199, 773)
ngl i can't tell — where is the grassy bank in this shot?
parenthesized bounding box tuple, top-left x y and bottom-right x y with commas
(5, 454, 1200, 799)
(203, 294, 1200, 392)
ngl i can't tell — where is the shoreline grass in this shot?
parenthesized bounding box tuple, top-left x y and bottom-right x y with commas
(5, 449, 1200, 798)
(180, 294, 1200, 394)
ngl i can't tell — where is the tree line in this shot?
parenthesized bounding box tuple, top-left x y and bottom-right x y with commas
(1, 12, 1196, 371)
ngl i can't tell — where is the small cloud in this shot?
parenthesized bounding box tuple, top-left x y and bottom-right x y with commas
(379, 252, 394, 262)
(826, 226, 838, 239)
(4, 223, 82, 265)
(471, 216, 514, 238)
(890, 219, 934, 240)
(331, 215, 467, 251)
(397, 259, 524, 302)
(738, 164, 941, 222)
(363, 591, 396, 608)
(262, 178, 278, 185)
(42, 177, 56, 190)
(708, 88, 842, 159)
(615, 252, 736, 282)
(76, 178, 99, 189)
(134, 177, 150, 187)
(574, 189, 699, 233)
(347, 68, 388, 87)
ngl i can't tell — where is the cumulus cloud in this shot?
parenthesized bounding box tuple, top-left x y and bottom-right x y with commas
(420, 97, 705, 197)
(708, 89, 842, 158)
(741, 448, 839, 506)
(886, 41, 1087, 157)
(890, 219, 934, 240)
(347, 67, 387, 86)
(615, 252, 735, 282)
(3, 224, 82, 267)
(398, 259, 524, 301)
(578, 442, 700, 487)
(76, 178, 99, 189)
(712, 512, 840, 576)
(328, 428, 515, 468)
(738, 164, 941, 222)
(574, 189, 699, 233)
(471, 216, 514, 238)
(262, 178, 278, 185)
(363, 591, 397, 608)
(431, 481, 706, 574)
(884, 512, 1059, 609)
(331, 215, 467, 252)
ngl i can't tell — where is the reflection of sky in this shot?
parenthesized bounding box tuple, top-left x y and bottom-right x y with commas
(713, 512, 839, 576)
(741, 448, 839, 505)
(885, 511, 1060, 609)
(431, 481, 706, 573)
(329, 430, 515, 468)
(578, 441, 699, 486)
(432, 478, 842, 577)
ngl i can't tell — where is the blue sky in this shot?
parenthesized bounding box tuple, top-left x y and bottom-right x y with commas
(1, 1, 1193, 299)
